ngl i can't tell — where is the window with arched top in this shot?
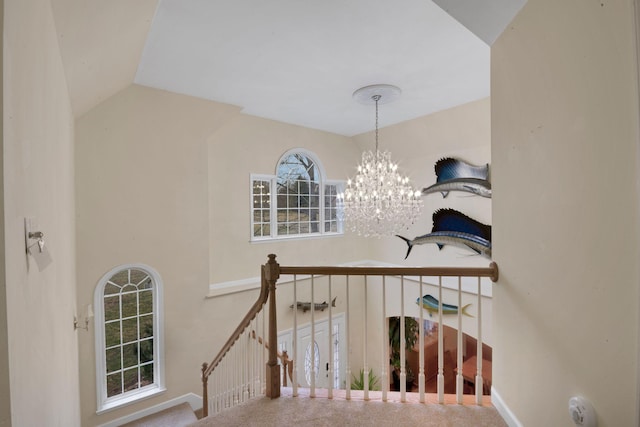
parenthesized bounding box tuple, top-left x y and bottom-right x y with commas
(94, 264, 165, 413)
(251, 149, 342, 241)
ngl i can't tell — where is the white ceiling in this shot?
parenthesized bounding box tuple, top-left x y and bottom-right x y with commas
(52, 1, 524, 136)
(134, 0, 489, 136)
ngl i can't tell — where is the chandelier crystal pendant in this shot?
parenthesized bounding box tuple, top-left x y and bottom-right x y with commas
(338, 85, 423, 237)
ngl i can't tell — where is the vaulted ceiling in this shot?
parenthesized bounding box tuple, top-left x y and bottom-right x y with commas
(51, 0, 525, 136)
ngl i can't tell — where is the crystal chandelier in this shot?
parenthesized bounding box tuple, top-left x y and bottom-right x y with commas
(338, 85, 423, 237)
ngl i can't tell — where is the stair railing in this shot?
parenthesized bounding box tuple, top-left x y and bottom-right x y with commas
(201, 258, 273, 417)
(202, 254, 499, 417)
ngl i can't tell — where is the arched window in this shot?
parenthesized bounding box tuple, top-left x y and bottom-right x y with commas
(94, 265, 164, 413)
(251, 149, 342, 240)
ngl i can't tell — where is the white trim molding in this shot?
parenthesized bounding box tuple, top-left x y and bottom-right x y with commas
(492, 386, 523, 427)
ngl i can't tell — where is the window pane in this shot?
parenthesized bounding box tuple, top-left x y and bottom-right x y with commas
(253, 224, 263, 237)
(104, 296, 120, 322)
(106, 347, 122, 373)
(140, 315, 153, 338)
(141, 363, 154, 386)
(123, 367, 139, 392)
(139, 290, 152, 314)
(121, 293, 138, 318)
(138, 277, 152, 290)
(123, 343, 138, 369)
(309, 208, 319, 221)
(310, 182, 320, 195)
(122, 318, 138, 344)
(109, 271, 129, 286)
(131, 270, 148, 286)
(104, 283, 120, 295)
(300, 223, 309, 233)
(311, 222, 319, 233)
(105, 321, 121, 347)
(107, 373, 123, 397)
(140, 339, 154, 363)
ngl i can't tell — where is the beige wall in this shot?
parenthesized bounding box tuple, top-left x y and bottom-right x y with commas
(0, 0, 9, 425)
(208, 113, 367, 284)
(75, 85, 240, 426)
(492, 0, 640, 425)
(4, 0, 79, 425)
(351, 98, 491, 268)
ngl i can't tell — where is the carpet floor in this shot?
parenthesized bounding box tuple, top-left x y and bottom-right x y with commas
(189, 388, 508, 427)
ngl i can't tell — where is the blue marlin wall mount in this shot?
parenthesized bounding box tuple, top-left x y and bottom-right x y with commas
(421, 157, 491, 198)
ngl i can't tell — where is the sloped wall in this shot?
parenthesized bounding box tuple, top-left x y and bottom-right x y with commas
(492, 0, 640, 425)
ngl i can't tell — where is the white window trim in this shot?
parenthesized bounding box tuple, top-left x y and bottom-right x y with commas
(250, 148, 344, 242)
(94, 264, 166, 414)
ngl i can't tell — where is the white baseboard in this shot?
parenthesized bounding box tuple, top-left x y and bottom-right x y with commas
(492, 386, 523, 427)
(97, 393, 202, 427)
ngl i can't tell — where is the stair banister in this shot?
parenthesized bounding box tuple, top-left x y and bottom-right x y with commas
(201, 260, 271, 416)
(201, 255, 500, 418)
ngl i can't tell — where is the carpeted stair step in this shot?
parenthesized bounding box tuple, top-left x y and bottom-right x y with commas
(121, 402, 197, 427)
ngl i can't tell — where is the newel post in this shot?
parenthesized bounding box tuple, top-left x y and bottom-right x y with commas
(264, 254, 281, 398)
(201, 362, 209, 417)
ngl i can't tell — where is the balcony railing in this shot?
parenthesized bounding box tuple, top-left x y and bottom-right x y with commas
(201, 254, 498, 417)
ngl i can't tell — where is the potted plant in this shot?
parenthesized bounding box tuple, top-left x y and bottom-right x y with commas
(389, 316, 419, 391)
(351, 368, 380, 391)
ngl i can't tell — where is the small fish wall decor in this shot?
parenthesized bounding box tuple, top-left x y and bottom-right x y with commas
(290, 297, 337, 313)
(397, 209, 491, 259)
(422, 157, 491, 198)
(416, 294, 473, 317)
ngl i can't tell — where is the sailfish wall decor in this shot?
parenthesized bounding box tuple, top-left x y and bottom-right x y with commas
(397, 209, 492, 259)
(421, 157, 491, 198)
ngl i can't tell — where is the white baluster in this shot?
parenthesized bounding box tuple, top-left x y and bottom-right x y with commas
(476, 276, 483, 405)
(437, 276, 444, 404)
(293, 275, 298, 397)
(345, 276, 351, 400)
(311, 275, 316, 397)
(400, 276, 406, 402)
(382, 276, 388, 402)
(260, 304, 267, 394)
(456, 276, 463, 404)
(328, 275, 333, 399)
(418, 276, 425, 403)
(364, 276, 369, 401)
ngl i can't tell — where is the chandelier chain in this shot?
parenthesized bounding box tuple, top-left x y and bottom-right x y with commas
(373, 94, 380, 153)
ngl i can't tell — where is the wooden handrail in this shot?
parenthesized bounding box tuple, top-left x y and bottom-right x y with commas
(278, 262, 499, 282)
